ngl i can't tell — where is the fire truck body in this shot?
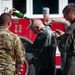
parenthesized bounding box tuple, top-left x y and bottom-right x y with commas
(0, 0, 75, 75)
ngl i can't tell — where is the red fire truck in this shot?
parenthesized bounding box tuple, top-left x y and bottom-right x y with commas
(0, 0, 75, 75)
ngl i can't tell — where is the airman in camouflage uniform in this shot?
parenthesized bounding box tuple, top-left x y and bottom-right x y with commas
(0, 13, 25, 75)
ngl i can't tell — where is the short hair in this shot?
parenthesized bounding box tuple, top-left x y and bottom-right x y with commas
(62, 3, 75, 14)
(0, 13, 12, 26)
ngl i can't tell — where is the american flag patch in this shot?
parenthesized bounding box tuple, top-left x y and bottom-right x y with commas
(66, 30, 72, 34)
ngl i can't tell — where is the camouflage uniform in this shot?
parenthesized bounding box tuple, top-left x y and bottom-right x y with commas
(0, 26, 25, 75)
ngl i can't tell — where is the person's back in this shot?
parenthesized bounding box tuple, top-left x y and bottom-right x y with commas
(0, 13, 25, 75)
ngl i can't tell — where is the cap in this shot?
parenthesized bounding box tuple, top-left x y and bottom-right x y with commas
(43, 7, 49, 15)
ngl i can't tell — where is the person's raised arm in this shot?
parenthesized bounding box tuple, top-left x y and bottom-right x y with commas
(51, 18, 70, 27)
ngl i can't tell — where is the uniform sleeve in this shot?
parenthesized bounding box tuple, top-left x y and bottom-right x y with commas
(58, 26, 73, 52)
(32, 33, 47, 53)
(14, 36, 26, 68)
(64, 29, 75, 51)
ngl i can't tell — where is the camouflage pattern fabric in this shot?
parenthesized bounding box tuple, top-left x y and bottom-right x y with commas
(0, 26, 25, 74)
(0, 70, 15, 75)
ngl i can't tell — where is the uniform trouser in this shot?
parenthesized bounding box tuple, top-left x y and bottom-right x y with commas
(34, 58, 56, 75)
(0, 70, 16, 75)
(61, 52, 66, 75)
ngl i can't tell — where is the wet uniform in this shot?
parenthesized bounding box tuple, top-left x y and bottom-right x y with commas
(29, 26, 56, 75)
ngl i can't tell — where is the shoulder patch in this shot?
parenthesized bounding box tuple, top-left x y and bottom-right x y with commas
(66, 30, 72, 34)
